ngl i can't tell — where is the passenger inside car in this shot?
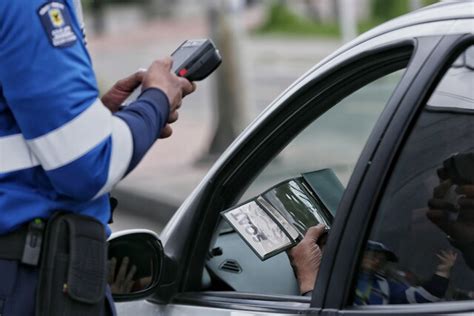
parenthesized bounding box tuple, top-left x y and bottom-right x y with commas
(352, 243, 456, 305)
(287, 229, 457, 304)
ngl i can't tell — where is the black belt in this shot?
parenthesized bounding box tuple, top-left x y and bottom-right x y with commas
(0, 220, 45, 265)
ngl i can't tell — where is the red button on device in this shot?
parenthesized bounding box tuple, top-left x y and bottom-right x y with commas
(178, 68, 188, 76)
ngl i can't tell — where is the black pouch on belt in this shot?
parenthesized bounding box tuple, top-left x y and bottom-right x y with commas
(36, 213, 108, 316)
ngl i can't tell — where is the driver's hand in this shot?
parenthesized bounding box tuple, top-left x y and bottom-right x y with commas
(287, 224, 326, 295)
(108, 257, 137, 294)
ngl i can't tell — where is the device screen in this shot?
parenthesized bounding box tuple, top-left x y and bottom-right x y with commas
(171, 45, 197, 73)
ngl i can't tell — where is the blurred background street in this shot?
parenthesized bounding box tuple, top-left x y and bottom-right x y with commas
(81, 0, 439, 233)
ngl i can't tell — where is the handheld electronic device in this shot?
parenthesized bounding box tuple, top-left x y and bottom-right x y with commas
(171, 39, 222, 81)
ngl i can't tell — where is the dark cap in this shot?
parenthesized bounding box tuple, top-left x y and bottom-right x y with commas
(366, 240, 398, 262)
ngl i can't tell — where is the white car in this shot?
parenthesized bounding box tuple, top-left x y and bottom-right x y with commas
(110, 1, 474, 315)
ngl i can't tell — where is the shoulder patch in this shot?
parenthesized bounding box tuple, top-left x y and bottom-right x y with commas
(38, 2, 78, 48)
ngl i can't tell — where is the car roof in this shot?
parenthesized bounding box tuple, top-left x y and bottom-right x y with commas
(312, 0, 474, 81)
(353, 0, 474, 48)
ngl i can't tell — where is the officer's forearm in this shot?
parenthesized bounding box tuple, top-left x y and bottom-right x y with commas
(114, 88, 170, 174)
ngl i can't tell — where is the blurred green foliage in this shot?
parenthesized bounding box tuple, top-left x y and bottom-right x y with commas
(256, 3, 340, 37)
(360, 0, 439, 32)
(81, 0, 149, 11)
(258, 0, 439, 37)
(371, 0, 409, 21)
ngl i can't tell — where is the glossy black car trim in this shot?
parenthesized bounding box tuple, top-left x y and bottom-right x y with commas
(313, 35, 441, 309)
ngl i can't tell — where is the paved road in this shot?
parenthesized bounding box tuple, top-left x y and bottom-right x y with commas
(86, 12, 341, 233)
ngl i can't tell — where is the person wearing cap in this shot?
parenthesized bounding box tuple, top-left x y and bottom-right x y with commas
(287, 227, 457, 304)
(354, 241, 455, 305)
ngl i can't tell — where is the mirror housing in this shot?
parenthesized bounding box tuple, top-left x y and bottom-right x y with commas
(108, 229, 164, 302)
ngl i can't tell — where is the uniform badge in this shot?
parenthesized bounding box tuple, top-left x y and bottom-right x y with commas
(49, 9, 65, 28)
(38, 2, 77, 48)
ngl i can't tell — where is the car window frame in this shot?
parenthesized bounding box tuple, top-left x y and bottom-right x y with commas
(159, 40, 419, 314)
(319, 33, 474, 315)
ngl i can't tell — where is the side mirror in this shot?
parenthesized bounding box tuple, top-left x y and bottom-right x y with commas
(107, 229, 163, 302)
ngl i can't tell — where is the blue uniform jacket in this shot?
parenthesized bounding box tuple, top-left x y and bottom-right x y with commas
(354, 272, 449, 305)
(0, 0, 170, 234)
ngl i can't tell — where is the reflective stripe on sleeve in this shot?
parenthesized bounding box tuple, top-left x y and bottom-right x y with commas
(377, 278, 390, 305)
(27, 99, 112, 171)
(1, 98, 133, 197)
(405, 287, 417, 304)
(405, 286, 440, 303)
(93, 116, 133, 199)
(0, 134, 40, 173)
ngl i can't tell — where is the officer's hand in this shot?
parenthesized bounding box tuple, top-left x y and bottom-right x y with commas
(160, 124, 173, 138)
(142, 57, 196, 113)
(435, 249, 457, 278)
(287, 224, 326, 295)
(427, 181, 474, 243)
(159, 108, 180, 139)
(101, 70, 145, 113)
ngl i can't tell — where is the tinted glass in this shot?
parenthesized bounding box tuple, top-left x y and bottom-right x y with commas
(241, 70, 406, 202)
(353, 46, 474, 305)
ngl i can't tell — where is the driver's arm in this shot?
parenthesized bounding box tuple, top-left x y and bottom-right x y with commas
(286, 224, 326, 296)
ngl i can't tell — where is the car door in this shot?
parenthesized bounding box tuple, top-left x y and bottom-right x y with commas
(318, 34, 474, 315)
(127, 43, 418, 315)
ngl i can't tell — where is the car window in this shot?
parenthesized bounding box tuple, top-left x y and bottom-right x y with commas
(206, 65, 410, 297)
(352, 45, 474, 306)
(240, 69, 405, 201)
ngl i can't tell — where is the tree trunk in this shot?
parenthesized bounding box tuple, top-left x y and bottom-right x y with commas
(92, 0, 105, 35)
(203, 1, 246, 161)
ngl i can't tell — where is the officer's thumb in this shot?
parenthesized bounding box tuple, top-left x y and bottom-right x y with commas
(162, 57, 173, 71)
(433, 179, 452, 199)
(456, 184, 474, 198)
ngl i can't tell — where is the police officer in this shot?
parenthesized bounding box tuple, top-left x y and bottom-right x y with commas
(0, 0, 195, 315)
